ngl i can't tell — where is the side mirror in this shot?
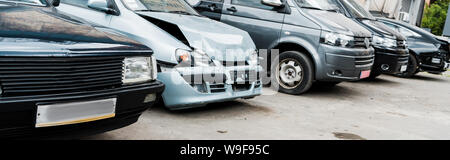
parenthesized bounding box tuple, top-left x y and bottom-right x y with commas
(52, 0, 60, 6)
(261, 0, 283, 7)
(88, 0, 115, 14)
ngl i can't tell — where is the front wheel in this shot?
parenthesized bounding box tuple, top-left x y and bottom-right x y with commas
(271, 51, 314, 95)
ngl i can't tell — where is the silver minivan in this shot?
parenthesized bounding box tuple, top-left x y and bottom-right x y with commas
(56, 0, 262, 110)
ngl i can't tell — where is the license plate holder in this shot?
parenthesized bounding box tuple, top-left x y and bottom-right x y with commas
(36, 98, 116, 128)
(360, 70, 371, 79)
(400, 65, 408, 72)
(432, 58, 441, 64)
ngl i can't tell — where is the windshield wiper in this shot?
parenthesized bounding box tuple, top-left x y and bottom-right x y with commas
(300, 6, 323, 10)
(168, 11, 193, 15)
(168, 10, 202, 17)
(356, 17, 374, 20)
(134, 9, 164, 12)
(326, 9, 340, 12)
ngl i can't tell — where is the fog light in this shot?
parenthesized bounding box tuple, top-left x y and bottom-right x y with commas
(332, 70, 343, 76)
(144, 93, 156, 103)
(381, 64, 390, 71)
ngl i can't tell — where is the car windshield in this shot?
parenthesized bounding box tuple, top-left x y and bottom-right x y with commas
(0, 0, 47, 6)
(296, 0, 340, 11)
(341, 0, 374, 20)
(122, 0, 199, 16)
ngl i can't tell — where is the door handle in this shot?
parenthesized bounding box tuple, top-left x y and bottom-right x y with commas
(227, 6, 237, 12)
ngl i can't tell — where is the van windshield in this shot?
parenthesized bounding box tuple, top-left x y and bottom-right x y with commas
(340, 0, 375, 20)
(296, 0, 340, 11)
(122, 0, 200, 16)
(0, 0, 47, 6)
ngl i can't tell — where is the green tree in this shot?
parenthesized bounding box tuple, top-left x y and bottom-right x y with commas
(422, 0, 450, 35)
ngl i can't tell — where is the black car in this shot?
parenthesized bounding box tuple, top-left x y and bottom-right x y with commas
(378, 18, 450, 77)
(335, 0, 410, 79)
(0, 0, 164, 139)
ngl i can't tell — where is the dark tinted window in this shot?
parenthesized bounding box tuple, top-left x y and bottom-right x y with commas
(231, 0, 273, 10)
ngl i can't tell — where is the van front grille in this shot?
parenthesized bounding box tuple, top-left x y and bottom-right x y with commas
(352, 37, 371, 49)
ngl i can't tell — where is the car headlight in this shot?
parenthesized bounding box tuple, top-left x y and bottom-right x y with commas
(247, 50, 259, 66)
(122, 56, 157, 84)
(372, 35, 397, 48)
(175, 49, 214, 67)
(322, 31, 354, 47)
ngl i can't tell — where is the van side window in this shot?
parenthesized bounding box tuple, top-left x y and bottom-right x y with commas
(61, 0, 89, 8)
(231, 0, 274, 10)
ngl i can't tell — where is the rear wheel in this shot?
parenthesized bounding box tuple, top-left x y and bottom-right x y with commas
(396, 54, 418, 78)
(271, 51, 314, 95)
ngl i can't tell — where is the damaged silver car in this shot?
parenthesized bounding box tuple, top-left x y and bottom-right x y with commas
(56, 0, 262, 110)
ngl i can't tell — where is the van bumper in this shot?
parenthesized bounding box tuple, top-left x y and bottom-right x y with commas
(373, 47, 409, 74)
(319, 44, 375, 81)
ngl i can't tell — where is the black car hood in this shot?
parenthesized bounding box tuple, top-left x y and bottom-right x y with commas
(0, 5, 149, 52)
(304, 10, 372, 37)
(360, 19, 406, 41)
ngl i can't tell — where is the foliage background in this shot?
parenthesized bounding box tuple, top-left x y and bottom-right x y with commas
(422, 0, 450, 35)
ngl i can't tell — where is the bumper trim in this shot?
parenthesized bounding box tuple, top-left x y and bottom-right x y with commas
(0, 81, 164, 104)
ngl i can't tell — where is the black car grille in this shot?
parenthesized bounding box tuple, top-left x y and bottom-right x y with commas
(352, 37, 371, 49)
(397, 54, 409, 64)
(355, 55, 375, 68)
(397, 40, 406, 49)
(0, 57, 124, 97)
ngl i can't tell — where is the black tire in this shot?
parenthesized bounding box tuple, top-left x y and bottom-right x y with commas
(396, 54, 418, 78)
(271, 51, 314, 95)
(367, 71, 381, 80)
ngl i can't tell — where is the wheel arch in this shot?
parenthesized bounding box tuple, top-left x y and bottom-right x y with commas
(270, 40, 320, 80)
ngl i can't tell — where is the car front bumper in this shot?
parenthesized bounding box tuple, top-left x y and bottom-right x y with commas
(373, 47, 409, 74)
(0, 81, 165, 139)
(417, 52, 449, 73)
(158, 65, 262, 110)
(319, 44, 375, 81)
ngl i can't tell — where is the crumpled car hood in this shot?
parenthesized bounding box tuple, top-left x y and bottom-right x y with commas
(303, 10, 372, 37)
(136, 12, 256, 62)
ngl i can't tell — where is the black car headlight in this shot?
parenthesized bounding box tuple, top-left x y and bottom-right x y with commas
(321, 31, 354, 47)
(122, 56, 157, 84)
(372, 35, 397, 48)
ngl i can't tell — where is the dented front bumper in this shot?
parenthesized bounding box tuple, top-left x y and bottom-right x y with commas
(158, 65, 263, 110)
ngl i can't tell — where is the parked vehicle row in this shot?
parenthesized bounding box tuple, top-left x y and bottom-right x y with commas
(377, 18, 450, 77)
(0, 0, 448, 138)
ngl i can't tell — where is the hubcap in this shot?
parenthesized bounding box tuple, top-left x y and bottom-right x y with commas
(277, 59, 303, 89)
